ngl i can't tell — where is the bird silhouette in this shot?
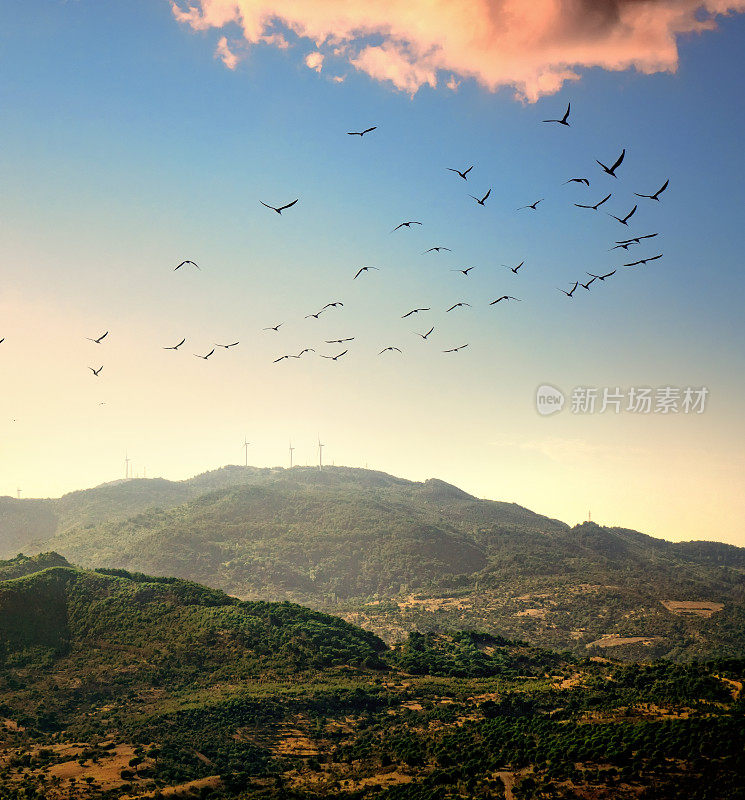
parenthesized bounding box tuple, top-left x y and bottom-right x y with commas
(610, 242, 635, 251)
(608, 204, 637, 226)
(354, 266, 379, 279)
(616, 233, 658, 245)
(587, 270, 617, 281)
(216, 342, 239, 348)
(423, 246, 451, 254)
(564, 177, 590, 186)
(392, 221, 422, 232)
(402, 308, 430, 318)
(446, 302, 471, 312)
(443, 344, 469, 353)
(89, 366, 103, 376)
(624, 254, 663, 267)
(451, 267, 475, 276)
(447, 165, 473, 180)
(347, 126, 377, 137)
(503, 261, 525, 274)
(416, 326, 435, 339)
(273, 355, 290, 363)
(543, 102, 571, 126)
(174, 260, 200, 270)
(263, 324, 282, 332)
(517, 199, 543, 211)
(260, 199, 299, 215)
(0, 338, 5, 344)
(379, 347, 402, 355)
(194, 349, 215, 359)
(596, 149, 625, 177)
(163, 338, 186, 350)
(580, 278, 596, 290)
(321, 350, 348, 360)
(470, 189, 491, 206)
(635, 179, 669, 201)
(489, 296, 520, 305)
(557, 282, 579, 297)
(325, 337, 355, 344)
(322, 302, 344, 309)
(575, 193, 611, 210)
(305, 310, 327, 320)
(292, 348, 315, 358)
(86, 331, 108, 344)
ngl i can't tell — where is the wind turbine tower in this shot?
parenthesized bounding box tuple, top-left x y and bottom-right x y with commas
(318, 437, 324, 470)
(289, 441, 295, 469)
(243, 438, 250, 467)
(125, 452, 130, 480)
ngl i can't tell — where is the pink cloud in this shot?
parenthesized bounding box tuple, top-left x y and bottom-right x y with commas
(171, 1, 745, 100)
(305, 51, 325, 71)
(215, 35, 240, 69)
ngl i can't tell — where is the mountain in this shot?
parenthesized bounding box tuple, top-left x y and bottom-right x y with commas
(0, 564, 743, 800)
(3, 465, 745, 660)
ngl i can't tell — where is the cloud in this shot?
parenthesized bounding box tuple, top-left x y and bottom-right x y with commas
(305, 51, 324, 71)
(215, 35, 240, 69)
(171, 1, 745, 100)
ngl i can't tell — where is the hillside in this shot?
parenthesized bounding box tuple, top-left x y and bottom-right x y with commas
(0, 565, 743, 800)
(3, 466, 745, 660)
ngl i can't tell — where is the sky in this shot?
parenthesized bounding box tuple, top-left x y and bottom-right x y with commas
(1, 0, 745, 546)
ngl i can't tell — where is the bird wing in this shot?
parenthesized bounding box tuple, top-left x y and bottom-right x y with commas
(206, 349, 215, 358)
(260, 201, 278, 211)
(482, 189, 491, 201)
(610, 149, 625, 172)
(625, 205, 637, 221)
(596, 193, 612, 207)
(657, 179, 669, 195)
(463, 166, 473, 176)
(337, 350, 348, 358)
(362, 126, 377, 134)
(562, 102, 571, 121)
(278, 199, 299, 212)
(574, 203, 593, 209)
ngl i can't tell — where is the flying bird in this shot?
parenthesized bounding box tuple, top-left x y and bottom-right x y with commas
(564, 177, 590, 186)
(305, 310, 327, 320)
(322, 302, 344, 309)
(470, 189, 491, 206)
(635, 179, 669, 201)
(503, 261, 525, 274)
(260, 198, 299, 215)
(610, 242, 636, 251)
(451, 267, 475, 276)
(446, 302, 471, 312)
(517, 199, 543, 211)
(379, 347, 402, 355)
(580, 277, 596, 290)
(273, 355, 290, 363)
(292, 348, 315, 358)
(557, 282, 579, 297)
(321, 350, 348, 361)
(596, 148, 625, 177)
(416, 327, 435, 340)
(86, 331, 108, 344)
(392, 221, 422, 232)
(489, 296, 520, 305)
(194, 349, 215, 360)
(402, 308, 430, 318)
(174, 260, 200, 270)
(354, 266, 379, 279)
(216, 341, 239, 348)
(347, 126, 377, 137)
(443, 344, 469, 353)
(616, 233, 658, 245)
(89, 366, 103, 376)
(447, 165, 473, 180)
(575, 193, 611, 210)
(624, 254, 663, 267)
(163, 338, 186, 350)
(325, 337, 355, 344)
(263, 324, 282, 332)
(542, 102, 571, 126)
(608, 204, 637, 226)
(587, 270, 617, 281)
(423, 246, 451, 254)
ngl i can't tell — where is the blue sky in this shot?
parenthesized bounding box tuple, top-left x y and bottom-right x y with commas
(1, 1, 744, 544)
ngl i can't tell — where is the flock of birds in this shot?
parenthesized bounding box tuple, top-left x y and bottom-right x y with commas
(2, 103, 669, 376)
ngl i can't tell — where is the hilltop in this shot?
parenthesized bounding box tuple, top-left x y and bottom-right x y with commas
(2, 466, 744, 660)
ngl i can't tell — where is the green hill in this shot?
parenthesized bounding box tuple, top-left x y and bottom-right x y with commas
(3, 466, 745, 660)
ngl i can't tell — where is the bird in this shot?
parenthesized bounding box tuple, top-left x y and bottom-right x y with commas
(503, 261, 525, 274)
(263, 324, 282, 332)
(517, 199, 543, 211)
(596, 149, 625, 177)
(321, 350, 348, 361)
(347, 126, 377, 137)
(260, 199, 299, 215)
(194, 349, 215, 359)
(423, 246, 451, 254)
(447, 165, 473, 180)
(587, 270, 617, 281)
(305, 310, 327, 320)
(216, 341, 239, 348)
(379, 347, 402, 355)
(392, 221, 422, 232)
(322, 302, 344, 309)
(163, 338, 186, 350)
(608, 204, 637, 226)
(325, 337, 355, 344)
(543, 102, 571, 126)
(470, 189, 491, 206)
(489, 296, 520, 305)
(86, 331, 108, 344)
(610, 242, 636, 251)
(446, 302, 471, 312)
(616, 233, 658, 245)
(174, 260, 200, 270)
(635, 179, 669, 201)
(292, 348, 315, 358)
(624, 254, 663, 267)
(402, 308, 430, 318)
(354, 266, 379, 279)
(564, 178, 590, 186)
(416, 327, 435, 340)
(443, 344, 469, 353)
(89, 366, 103, 376)
(557, 282, 579, 297)
(451, 267, 475, 276)
(580, 277, 596, 290)
(273, 355, 290, 363)
(575, 193, 611, 210)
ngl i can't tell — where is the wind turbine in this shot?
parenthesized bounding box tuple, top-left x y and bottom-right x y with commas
(289, 441, 295, 469)
(318, 437, 324, 470)
(125, 451, 130, 480)
(243, 438, 250, 467)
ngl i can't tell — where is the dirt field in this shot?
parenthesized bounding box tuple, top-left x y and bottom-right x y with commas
(661, 600, 724, 617)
